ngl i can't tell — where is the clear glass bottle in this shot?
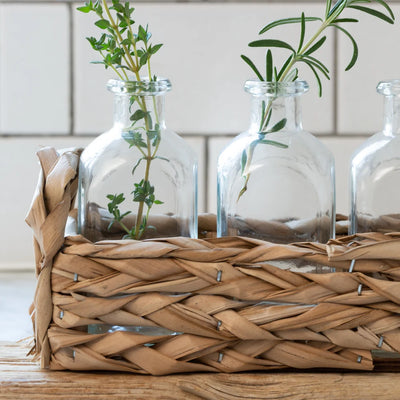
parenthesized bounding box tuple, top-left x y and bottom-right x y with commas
(350, 80, 400, 234)
(78, 78, 198, 242)
(217, 80, 335, 244)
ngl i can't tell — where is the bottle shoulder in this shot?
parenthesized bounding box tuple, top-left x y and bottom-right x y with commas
(351, 132, 400, 167)
(80, 127, 197, 173)
(218, 129, 334, 167)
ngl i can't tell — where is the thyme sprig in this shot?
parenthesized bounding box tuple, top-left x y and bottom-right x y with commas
(238, 0, 395, 200)
(78, 0, 166, 239)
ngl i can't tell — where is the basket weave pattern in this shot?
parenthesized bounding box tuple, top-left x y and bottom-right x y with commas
(26, 148, 400, 375)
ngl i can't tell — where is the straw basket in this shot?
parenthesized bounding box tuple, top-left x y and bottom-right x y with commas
(26, 147, 400, 375)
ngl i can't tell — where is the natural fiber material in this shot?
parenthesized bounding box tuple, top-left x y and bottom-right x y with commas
(27, 148, 400, 375)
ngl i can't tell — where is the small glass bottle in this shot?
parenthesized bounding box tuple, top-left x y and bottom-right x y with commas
(78, 78, 198, 242)
(217, 80, 335, 244)
(350, 80, 400, 234)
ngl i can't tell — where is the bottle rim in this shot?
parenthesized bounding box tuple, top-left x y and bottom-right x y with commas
(244, 80, 309, 97)
(377, 80, 400, 96)
(107, 77, 172, 95)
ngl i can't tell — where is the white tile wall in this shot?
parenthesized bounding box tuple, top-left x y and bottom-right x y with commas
(0, 137, 92, 270)
(337, 4, 400, 134)
(0, 4, 70, 134)
(1, 1, 397, 269)
(73, 3, 115, 134)
(74, 2, 334, 135)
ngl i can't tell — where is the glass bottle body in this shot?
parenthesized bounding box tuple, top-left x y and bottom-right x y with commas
(217, 80, 335, 244)
(78, 78, 198, 242)
(350, 80, 400, 234)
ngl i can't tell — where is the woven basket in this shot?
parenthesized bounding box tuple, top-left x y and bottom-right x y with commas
(26, 147, 400, 375)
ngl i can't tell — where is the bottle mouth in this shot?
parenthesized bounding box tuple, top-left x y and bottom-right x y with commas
(377, 80, 400, 96)
(107, 77, 172, 95)
(244, 80, 309, 97)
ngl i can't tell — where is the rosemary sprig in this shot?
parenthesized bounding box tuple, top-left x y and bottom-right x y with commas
(238, 0, 395, 200)
(78, 0, 165, 239)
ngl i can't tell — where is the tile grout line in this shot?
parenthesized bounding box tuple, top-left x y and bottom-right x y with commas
(0, 5, 2, 135)
(204, 135, 210, 213)
(2, 0, 388, 3)
(0, 133, 374, 138)
(68, 3, 74, 136)
(333, 27, 338, 136)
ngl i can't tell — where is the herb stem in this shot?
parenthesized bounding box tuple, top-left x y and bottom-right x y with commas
(144, 42, 160, 125)
(278, 20, 329, 84)
(99, 49, 127, 80)
(102, 0, 137, 73)
(260, 20, 330, 131)
(134, 154, 152, 237)
(117, 219, 132, 236)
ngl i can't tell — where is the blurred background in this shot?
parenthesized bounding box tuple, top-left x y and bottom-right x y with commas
(1, 0, 400, 271)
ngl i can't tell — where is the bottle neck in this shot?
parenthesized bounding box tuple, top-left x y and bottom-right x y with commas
(383, 95, 400, 135)
(113, 93, 166, 130)
(249, 94, 303, 133)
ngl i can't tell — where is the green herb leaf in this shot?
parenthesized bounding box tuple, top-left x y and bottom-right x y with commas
(130, 109, 148, 122)
(106, 193, 126, 216)
(328, 0, 347, 18)
(122, 131, 147, 148)
(155, 156, 170, 162)
(240, 149, 248, 174)
(305, 61, 323, 97)
(298, 12, 306, 53)
(304, 36, 327, 55)
(282, 67, 298, 82)
(240, 55, 264, 81)
(332, 18, 359, 23)
(266, 50, 273, 82)
(111, 1, 124, 13)
(138, 24, 151, 42)
(325, 0, 333, 18)
(331, 25, 359, 71)
(276, 54, 294, 80)
(265, 109, 272, 128)
(373, 0, 395, 20)
(258, 139, 288, 149)
(131, 157, 145, 175)
(77, 5, 92, 13)
(249, 39, 295, 53)
(140, 52, 149, 67)
(267, 118, 287, 133)
(259, 17, 322, 34)
(300, 55, 330, 77)
(95, 19, 111, 29)
(351, 0, 395, 20)
(259, 100, 266, 132)
(150, 43, 163, 55)
(348, 5, 394, 24)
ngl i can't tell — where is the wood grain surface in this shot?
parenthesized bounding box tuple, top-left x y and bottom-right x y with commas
(1, 342, 399, 400)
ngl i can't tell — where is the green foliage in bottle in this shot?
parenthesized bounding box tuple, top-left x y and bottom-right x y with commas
(78, 0, 165, 239)
(239, 0, 395, 200)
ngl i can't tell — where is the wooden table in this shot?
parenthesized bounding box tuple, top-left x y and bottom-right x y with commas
(1, 342, 400, 399)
